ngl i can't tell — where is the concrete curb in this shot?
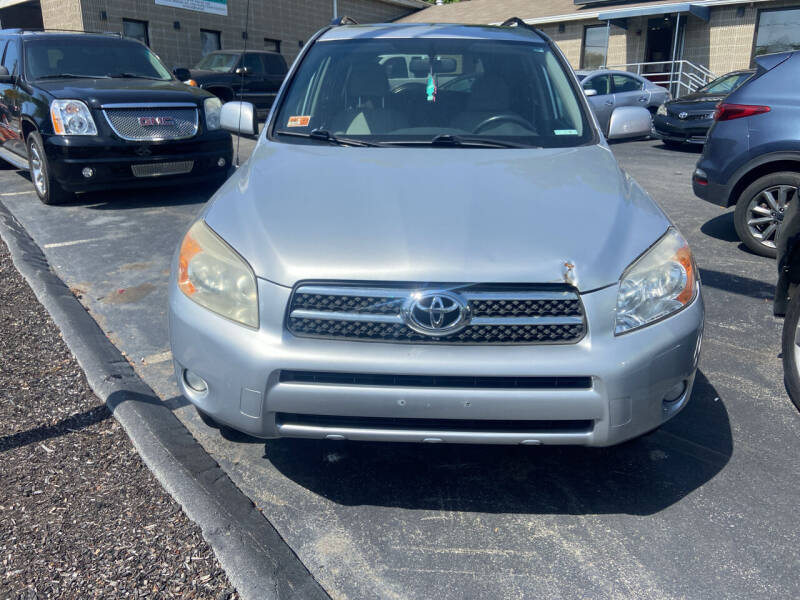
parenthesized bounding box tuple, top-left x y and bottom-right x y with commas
(0, 200, 330, 600)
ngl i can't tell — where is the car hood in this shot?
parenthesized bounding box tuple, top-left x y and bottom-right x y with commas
(37, 78, 211, 107)
(204, 142, 670, 292)
(188, 69, 229, 81)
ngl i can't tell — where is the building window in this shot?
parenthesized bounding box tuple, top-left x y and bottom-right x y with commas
(581, 25, 608, 69)
(200, 29, 221, 56)
(754, 7, 800, 57)
(264, 38, 281, 54)
(123, 19, 149, 46)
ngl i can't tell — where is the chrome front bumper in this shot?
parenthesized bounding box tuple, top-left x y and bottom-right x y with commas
(169, 278, 703, 447)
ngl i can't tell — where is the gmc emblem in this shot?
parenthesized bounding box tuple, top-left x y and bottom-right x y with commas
(139, 116, 175, 127)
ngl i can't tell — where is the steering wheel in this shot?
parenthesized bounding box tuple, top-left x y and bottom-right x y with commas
(473, 114, 535, 134)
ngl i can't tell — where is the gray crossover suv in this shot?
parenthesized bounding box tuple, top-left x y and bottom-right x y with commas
(169, 20, 704, 447)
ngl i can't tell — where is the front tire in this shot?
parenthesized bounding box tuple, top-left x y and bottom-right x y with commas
(782, 289, 800, 413)
(26, 132, 73, 205)
(734, 172, 800, 258)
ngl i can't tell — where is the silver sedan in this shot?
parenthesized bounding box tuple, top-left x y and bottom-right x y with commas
(577, 69, 670, 135)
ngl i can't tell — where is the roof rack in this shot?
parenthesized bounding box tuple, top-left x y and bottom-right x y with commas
(330, 15, 359, 26)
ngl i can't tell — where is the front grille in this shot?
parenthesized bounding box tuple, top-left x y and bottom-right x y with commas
(287, 284, 586, 345)
(103, 104, 199, 141)
(276, 413, 593, 433)
(280, 371, 592, 389)
(131, 161, 194, 177)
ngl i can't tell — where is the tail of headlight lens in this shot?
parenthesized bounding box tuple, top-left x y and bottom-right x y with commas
(656, 103, 667, 116)
(615, 228, 697, 335)
(50, 100, 97, 135)
(204, 97, 222, 130)
(178, 221, 258, 328)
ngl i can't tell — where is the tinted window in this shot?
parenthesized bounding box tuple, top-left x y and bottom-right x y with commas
(2, 39, 20, 76)
(701, 72, 752, 94)
(582, 26, 608, 69)
(263, 53, 286, 74)
(583, 74, 611, 95)
(242, 53, 265, 74)
(273, 37, 592, 148)
(755, 8, 800, 56)
(24, 38, 171, 80)
(612, 74, 642, 93)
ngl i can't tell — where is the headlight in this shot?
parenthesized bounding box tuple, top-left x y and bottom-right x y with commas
(178, 220, 258, 328)
(204, 97, 222, 130)
(615, 228, 697, 335)
(656, 103, 667, 116)
(50, 100, 97, 135)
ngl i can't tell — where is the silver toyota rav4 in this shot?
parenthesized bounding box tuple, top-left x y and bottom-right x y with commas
(169, 20, 703, 447)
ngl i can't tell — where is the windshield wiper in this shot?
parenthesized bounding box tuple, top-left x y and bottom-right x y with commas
(36, 73, 110, 80)
(386, 134, 526, 149)
(107, 72, 162, 80)
(275, 128, 385, 147)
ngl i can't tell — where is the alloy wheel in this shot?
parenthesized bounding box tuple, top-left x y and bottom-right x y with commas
(30, 144, 47, 196)
(745, 185, 798, 250)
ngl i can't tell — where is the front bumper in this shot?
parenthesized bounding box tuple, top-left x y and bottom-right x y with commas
(170, 277, 704, 447)
(653, 114, 711, 144)
(43, 132, 233, 192)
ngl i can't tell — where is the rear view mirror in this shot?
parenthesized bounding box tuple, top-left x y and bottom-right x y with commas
(220, 101, 257, 136)
(607, 106, 652, 140)
(584, 88, 598, 97)
(433, 57, 457, 73)
(0, 66, 12, 84)
(173, 67, 191, 82)
(408, 57, 429, 78)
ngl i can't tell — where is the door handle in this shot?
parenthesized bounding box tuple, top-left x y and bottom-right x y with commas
(604, 100, 613, 106)
(638, 97, 648, 102)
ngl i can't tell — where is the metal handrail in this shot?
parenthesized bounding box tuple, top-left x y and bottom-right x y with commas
(602, 59, 716, 97)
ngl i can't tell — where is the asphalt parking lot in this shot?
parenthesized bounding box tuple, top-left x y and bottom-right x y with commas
(2, 138, 799, 599)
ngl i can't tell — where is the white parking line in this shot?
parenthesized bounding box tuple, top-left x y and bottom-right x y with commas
(44, 238, 105, 249)
(0, 190, 34, 197)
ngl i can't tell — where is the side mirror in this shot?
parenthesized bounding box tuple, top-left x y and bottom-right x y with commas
(173, 67, 191, 82)
(220, 101, 257, 136)
(0, 66, 12, 84)
(607, 106, 653, 140)
(583, 88, 598, 97)
(234, 66, 250, 76)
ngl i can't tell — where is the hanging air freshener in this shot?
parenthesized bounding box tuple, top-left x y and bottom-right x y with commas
(426, 70, 437, 102)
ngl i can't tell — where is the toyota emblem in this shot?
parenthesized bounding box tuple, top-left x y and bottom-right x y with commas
(678, 111, 688, 119)
(403, 291, 470, 336)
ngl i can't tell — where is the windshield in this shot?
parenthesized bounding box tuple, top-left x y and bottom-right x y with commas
(699, 72, 751, 94)
(272, 37, 592, 148)
(24, 37, 172, 81)
(194, 52, 239, 72)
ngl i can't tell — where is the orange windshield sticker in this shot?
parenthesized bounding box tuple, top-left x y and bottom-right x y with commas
(287, 116, 311, 127)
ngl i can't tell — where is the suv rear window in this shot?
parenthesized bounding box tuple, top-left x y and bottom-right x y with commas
(273, 37, 592, 148)
(24, 37, 172, 81)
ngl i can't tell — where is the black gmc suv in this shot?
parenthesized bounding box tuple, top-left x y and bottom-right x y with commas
(0, 30, 233, 204)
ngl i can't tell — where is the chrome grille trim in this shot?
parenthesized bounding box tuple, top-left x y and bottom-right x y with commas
(103, 104, 199, 141)
(287, 283, 587, 345)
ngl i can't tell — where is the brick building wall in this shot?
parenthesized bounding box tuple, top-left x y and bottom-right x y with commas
(36, 0, 420, 71)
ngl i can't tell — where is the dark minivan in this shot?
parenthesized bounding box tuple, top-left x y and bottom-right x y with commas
(693, 51, 800, 257)
(0, 30, 233, 204)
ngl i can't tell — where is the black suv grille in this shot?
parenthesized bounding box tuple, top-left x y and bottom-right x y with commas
(287, 284, 586, 345)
